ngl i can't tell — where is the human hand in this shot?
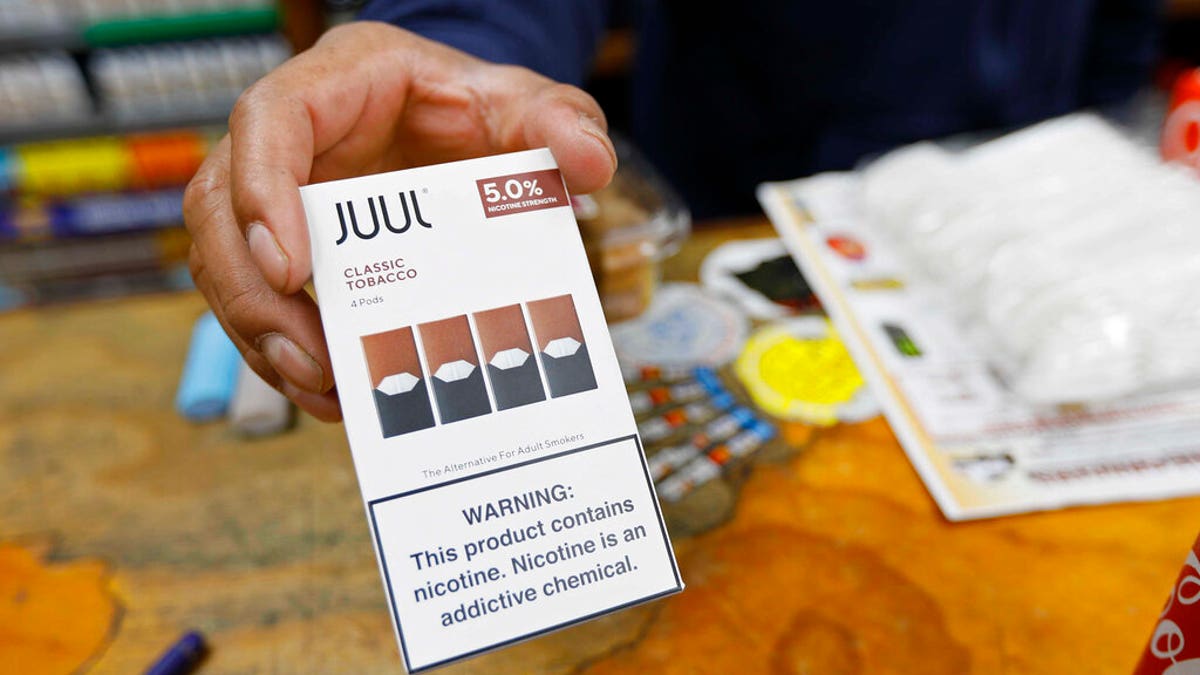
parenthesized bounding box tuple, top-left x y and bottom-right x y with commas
(184, 22, 616, 421)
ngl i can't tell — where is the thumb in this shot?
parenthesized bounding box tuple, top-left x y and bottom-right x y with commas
(482, 70, 618, 195)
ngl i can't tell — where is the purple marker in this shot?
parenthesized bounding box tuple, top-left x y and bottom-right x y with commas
(145, 630, 207, 675)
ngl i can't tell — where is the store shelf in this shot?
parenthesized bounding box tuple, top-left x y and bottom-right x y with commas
(0, 109, 229, 145)
(0, 27, 83, 53)
(0, 7, 279, 54)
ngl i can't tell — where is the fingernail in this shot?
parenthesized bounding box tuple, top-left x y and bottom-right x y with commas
(260, 333, 325, 393)
(247, 223, 290, 290)
(281, 381, 343, 423)
(579, 113, 618, 170)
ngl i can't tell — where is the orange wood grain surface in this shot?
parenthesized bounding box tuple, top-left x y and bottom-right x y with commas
(0, 220, 1196, 674)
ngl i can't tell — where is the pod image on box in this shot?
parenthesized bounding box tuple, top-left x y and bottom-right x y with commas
(473, 304, 546, 410)
(418, 315, 492, 423)
(526, 294, 598, 398)
(362, 327, 437, 438)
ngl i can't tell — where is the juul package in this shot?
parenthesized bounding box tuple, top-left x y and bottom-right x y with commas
(300, 149, 682, 672)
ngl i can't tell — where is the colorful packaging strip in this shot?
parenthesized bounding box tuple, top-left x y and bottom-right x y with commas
(0, 150, 14, 193)
(656, 421, 777, 502)
(692, 367, 728, 396)
(629, 380, 707, 415)
(1, 188, 184, 240)
(3, 128, 216, 198)
(638, 392, 735, 443)
(621, 363, 695, 385)
(628, 366, 729, 416)
(17, 136, 130, 196)
(648, 407, 757, 481)
(128, 131, 207, 189)
(0, 205, 14, 240)
(47, 188, 185, 237)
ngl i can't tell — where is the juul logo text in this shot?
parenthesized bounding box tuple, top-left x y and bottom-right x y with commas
(335, 191, 433, 245)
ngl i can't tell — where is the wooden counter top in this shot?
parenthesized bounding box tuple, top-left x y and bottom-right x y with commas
(1, 219, 1195, 674)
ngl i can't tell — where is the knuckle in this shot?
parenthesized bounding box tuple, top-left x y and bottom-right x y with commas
(187, 243, 205, 284)
(182, 162, 229, 231)
(229, 78, 289, 133)
(182, 174, 212, 218)
(221, 279, 271, 336)
(227, 86, 261, 131)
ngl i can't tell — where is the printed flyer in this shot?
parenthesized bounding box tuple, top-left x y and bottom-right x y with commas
(759, 173, 1200, 521)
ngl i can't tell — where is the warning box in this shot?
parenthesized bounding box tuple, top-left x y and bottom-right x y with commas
(369, 435, 681, 672)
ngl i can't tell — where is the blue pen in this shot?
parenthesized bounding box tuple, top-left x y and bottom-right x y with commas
(145, 630, 207, 675)
(176, 311, 242, 421)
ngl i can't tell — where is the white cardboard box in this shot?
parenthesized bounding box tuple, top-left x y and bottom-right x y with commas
(301, 149, 682, 672)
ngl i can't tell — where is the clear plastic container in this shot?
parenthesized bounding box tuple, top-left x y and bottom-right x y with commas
(575, 135, 690, 323)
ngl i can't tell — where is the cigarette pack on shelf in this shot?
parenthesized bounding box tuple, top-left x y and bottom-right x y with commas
(575, 136, 690, 323)
(0, 0, 280, 51)
(90, 35, 289, 123)
(0, 52, 91, 129)
(0, 227, 194, 311)
(0, 126, 217, 310)
(0, 2, 77, 51)
(0, 0, 292, 311)
(2, 128, 216, 199)
(0, 10, 287, 143)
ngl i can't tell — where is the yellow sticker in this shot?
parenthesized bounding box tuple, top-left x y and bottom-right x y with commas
(736, 318, 873, 425)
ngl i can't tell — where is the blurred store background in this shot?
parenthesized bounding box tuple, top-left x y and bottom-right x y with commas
(0, 0, 1197, 312)
(0, 0, 333, 310)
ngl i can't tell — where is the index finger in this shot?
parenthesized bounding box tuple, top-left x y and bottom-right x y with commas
(227, 29, 407, 294)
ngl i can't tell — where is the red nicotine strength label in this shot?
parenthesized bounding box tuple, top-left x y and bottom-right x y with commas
(476, 168, 568, 218)
(300, 149, 682, 673)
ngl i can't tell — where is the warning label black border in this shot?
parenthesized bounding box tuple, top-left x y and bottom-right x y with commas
(367, 434, 683, 673)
